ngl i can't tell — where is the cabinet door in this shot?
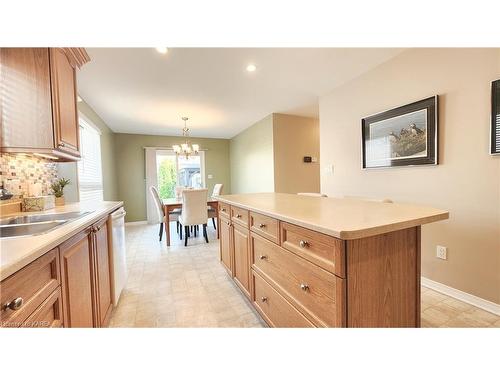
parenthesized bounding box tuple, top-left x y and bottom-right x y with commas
(59, 229, 95, 328)
(219, 216, 233, 275)
(92, 218, 113, 327)
(233, 223, 251, 298)
(0, 48, 54, 150)
(49, 48, 80, 157)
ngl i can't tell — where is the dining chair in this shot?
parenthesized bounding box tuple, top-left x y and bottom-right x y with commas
(150, 186, 180, 241)
(297, 192, 328, 197)
(208, 184, 223, 229)
(179, 188, 209, 246)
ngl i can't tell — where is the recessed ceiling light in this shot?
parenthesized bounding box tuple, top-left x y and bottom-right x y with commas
(156, 47, 168, 54)
(246, 64, 257, 72)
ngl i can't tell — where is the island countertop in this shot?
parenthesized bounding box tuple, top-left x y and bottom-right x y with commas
(216, 193, 449, 240)
(0, 201, 123, 281)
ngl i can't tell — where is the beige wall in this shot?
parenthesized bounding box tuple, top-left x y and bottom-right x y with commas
(230, 115, 275, 193)
(114, 133, 230, 222)
(319, 48, 500, 304)
(58, 100, 118, 202)
(273, 113, 320, 194)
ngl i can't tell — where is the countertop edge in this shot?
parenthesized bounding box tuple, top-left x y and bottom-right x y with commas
(0, 201, 123, 281)
(216, 196, 449, 240)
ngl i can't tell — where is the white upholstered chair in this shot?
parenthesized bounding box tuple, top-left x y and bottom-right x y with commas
(297, 192, 328, 197)
(179, 188, 209, 246)
(150, 186, 180, 241)
(208, 183, 223, 229)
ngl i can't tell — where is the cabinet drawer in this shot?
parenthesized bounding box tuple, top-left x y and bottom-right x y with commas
(231, 206, 249, 228)
(251, 233, 345, 327)
(1, 248, 60, 326)
(219, 202, 230, 219)
(250, 211, 279, 244)
(23, 287, 63, 328)
(253, 272, 314, 328)
(281, 222, 345, 278)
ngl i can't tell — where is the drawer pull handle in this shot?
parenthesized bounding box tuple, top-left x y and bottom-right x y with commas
(259, 255, 267, 260)
(261, 296, 268, 302)
(259, 223, 266, 228)
(300, 283, 310, 292)
(299, 240, 309, 248)
(221, 208, 226, 212)
(236, 214, 242, 218)
(3, 297, 23, 311)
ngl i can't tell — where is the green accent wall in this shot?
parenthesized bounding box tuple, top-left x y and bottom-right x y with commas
(229, 115, 275, 193)
(114, 133, 230, 222)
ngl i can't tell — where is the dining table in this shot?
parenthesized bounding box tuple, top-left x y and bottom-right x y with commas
(162, 197, 219, 246)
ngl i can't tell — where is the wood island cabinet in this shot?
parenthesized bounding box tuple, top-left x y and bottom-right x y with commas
(0, 47, 89, 160)
(232, 223, 251, 298)
(219, 215, 232, 275)
(216, 193, 449, 328)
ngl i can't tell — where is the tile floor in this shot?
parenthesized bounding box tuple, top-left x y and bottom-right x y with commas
(109, 223, 500, 328)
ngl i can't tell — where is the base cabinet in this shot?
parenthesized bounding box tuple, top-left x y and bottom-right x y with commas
(92, 217, 113, 327)
(232, 223, 251, 298)
(219, 202, 421, 328)
(59, 228, 95, 328)
(219, 216, 233, 275)
(1, 211, 117, 328)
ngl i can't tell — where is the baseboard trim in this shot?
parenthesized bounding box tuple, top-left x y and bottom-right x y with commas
(421, 277, 500, 316)
(125, 220, 148, 226)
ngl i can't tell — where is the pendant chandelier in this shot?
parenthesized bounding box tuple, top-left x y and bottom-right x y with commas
(172, 117, 199, 158)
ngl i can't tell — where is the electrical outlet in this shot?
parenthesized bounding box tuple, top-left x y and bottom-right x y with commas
(436, 245, 447, 260)
(207, 174, 213, 179)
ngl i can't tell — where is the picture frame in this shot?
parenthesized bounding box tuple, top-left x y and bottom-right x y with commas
(491, 79, 500, 155)
(362, 96, 438, 169)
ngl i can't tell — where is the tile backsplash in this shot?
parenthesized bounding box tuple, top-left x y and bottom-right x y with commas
(0, 154, 58, 197)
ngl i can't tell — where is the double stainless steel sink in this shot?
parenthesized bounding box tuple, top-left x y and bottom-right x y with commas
(0, 211, 92, 238)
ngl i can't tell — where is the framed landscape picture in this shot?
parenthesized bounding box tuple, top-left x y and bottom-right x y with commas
(362, 96, 438, 169)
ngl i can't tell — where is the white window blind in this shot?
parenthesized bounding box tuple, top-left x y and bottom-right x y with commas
(494, 112, 500, 154)
(78, 117, 104, 203)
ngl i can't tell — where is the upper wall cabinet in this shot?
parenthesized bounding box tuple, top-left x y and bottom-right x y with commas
(0, 48, 90, 161)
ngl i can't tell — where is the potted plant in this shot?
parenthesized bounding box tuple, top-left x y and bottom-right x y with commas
(51, 178, 70, 206)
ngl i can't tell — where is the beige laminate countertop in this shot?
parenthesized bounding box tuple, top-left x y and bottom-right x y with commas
(0, 201, 123, 281)
(217, 193, 449, 240)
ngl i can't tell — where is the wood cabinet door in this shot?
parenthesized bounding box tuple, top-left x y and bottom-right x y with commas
(92, 218, 113, 327)
(232, 223, 251, 298)
(59, 228, 95, 328)
(219, 216, 233, 275)
(49, 48, 80, 157)
(0, 48, 54, 150)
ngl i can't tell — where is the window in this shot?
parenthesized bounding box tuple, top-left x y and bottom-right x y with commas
(156, 150, 205, 199)
(78, 116, 104, 202)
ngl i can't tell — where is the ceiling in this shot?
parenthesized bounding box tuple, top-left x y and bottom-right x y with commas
(77, 48, 403, 139)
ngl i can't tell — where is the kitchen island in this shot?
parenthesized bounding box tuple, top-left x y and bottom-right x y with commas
(216, 193, 449, 328)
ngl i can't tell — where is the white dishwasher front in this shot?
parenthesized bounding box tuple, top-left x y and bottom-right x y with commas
(108, 207, 127, 306)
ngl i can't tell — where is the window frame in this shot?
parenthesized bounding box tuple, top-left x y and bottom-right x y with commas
(77, 112, 104, 203)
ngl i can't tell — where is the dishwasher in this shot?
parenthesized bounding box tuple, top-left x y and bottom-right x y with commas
(108, 207, 127, 306)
